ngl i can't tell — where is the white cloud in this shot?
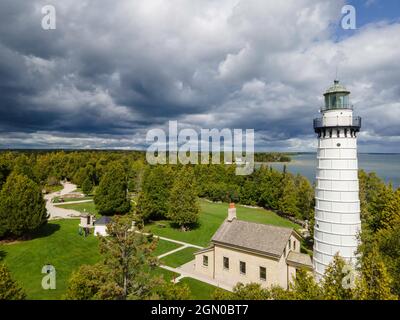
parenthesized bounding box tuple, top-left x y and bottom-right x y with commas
(0, 0, 399, 152)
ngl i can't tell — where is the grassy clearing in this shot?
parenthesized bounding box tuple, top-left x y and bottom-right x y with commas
(0, 219, 101, 300)
(160, 247, 198, 268)
(56, 201, 98, 217)
(145, 199, 299, 247)
(0, 221, 186, 299)
(53, 196, 93, 203)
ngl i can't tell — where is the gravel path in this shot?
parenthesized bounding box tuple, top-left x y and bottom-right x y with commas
(44, 182, 83, 220)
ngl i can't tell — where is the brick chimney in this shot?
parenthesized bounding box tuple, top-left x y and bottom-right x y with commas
(227, 203, 236, 222)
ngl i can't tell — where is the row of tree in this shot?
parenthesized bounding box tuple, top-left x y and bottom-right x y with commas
(135, 163, 314, 224)
(136, 166, 200, 229)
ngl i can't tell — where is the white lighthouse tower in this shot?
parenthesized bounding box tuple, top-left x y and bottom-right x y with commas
(313, 80, 362, 280)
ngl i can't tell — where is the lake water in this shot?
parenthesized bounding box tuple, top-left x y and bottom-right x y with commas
(266, 153, 400, 188)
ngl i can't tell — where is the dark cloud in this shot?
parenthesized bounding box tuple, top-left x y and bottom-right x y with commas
(0, 0, 399, 152)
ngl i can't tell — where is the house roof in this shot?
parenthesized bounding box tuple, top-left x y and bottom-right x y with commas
(211, 219, 294, 257)
(286, 251, 313, 269)
(194, 246, 214, 255)
(94, 216, 112, 226)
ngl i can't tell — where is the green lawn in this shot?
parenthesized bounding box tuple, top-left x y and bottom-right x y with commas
(56, 201, 98, 217)
(0, 199, 300, 299)
(53, 196, 93, 203)
(145, 199, 299, 247)
(0, 219, 101, 300)
(0, 221, 186, 299)
(179, 277, 220, 300)
(160, 247, 198, 268)
(153, 239, 182, 257)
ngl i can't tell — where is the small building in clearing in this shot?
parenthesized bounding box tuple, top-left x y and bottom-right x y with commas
(79, 214, 95, 229)
(94, 216, 112, 237)
(194, 203, 312, 289)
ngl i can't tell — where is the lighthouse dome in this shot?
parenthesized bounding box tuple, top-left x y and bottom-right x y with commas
(324, 79, 350, 95)
(322, 80, 352, 111)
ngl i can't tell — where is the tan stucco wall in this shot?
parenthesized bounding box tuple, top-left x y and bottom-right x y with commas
(194, 249, 214, 278)
(212, 244, 290, 289)
(287, 265, 297, 285)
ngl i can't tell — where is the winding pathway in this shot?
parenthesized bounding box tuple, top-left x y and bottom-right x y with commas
(44, 182, 84, 220)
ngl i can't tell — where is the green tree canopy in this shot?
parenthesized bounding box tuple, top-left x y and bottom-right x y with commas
(82, 177, 93, 196)
(0, 263, 26, 300)
(167, 167, 200, 229)
(136, 165, 174, 221)
(355, 244, 397, 300)
(94, 162, 130, 216)
(321, 254, 355, 300)
(0, 173, 48, 238)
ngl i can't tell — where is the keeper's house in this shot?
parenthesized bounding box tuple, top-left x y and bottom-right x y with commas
(194, 204, 312, 289)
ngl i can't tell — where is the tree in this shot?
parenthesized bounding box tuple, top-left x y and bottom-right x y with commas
(0, 264, 26, 300)
(0, 159, 11, 190)
(295, 175, 314, 220)
(258, 167, 283, 210)
(365, 182, 394, 232)
(98, 215, 159, 299)
(278, 174, 299, 217)
(13, 154, 36, 182)
(321, 254, 354, 300)
(380, 189, 400, 230)
(377, 225, 400, 296)
(72, 167, 88, 187)
(64, 263, 110, 300)
(355, 244, 397, 300)
(136, 165, 174, 221)
(289, 269, 322, 300)
(82, 177, 93, 196)
(167, 167, 200, 230)
(94, 162, 130, 215)
(0, 173, 48, 238)
(213, 283, 270, 300)
(152, 280, 191, 300)
(65, 215, 187, 300)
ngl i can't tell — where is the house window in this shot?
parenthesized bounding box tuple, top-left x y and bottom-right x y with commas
(240, 261, 246, 275)
(223, 257, 229, 270)
(289, 240, 291, 250)
(203, 255, 208, 267)
(293, 241, 296, 251)
(260, 267, 266, 281)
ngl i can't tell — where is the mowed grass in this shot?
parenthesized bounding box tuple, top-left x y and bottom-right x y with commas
(53, 196, 93, 203)
(56, 201, 98, 217)
(0, 219, 101, 300)
(153, 239, 182, 257)
(0, 200, 299, 299)
(0, 221, 184, 299)
(145, 199, 299, 247)
(179, 278, 221, 300)
(160, 247, 198, 268)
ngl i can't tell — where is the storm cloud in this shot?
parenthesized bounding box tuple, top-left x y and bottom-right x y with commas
(0, 0, 399, 152)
